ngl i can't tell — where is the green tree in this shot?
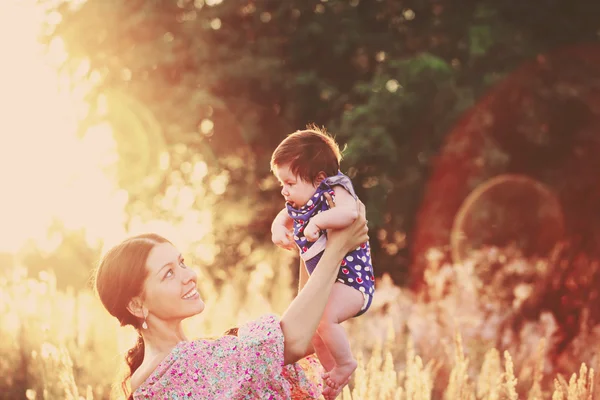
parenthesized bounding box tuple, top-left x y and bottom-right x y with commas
(40, 0, 600, 285)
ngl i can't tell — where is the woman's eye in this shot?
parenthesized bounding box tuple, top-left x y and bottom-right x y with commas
(164, 269, 174, 279)
(179, 260, 187, 268)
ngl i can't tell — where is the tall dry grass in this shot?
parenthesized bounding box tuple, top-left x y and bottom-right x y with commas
(1, 246, 600, 399)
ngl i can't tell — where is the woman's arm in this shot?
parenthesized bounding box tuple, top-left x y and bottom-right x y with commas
(280, 197, 368, 365)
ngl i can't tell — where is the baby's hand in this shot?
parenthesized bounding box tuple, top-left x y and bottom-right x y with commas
(272, 224, 295, 251)
(304, 221, 321, 242)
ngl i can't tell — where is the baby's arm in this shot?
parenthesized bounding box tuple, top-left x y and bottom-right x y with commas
(304, 186, 358, 241)
(272, 208, 295, 250)
(272, 207, 293, 229)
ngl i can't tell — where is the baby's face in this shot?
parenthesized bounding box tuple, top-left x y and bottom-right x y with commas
(274, 164, 318, 208)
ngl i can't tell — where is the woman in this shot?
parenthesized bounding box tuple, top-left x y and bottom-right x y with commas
(94, 196, 368, 399)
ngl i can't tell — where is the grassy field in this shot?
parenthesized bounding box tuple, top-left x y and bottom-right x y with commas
(1, 247, 598, 400)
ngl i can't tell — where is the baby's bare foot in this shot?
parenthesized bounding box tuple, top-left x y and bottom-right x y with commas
(323, 359, 357, 392)
(322, 375, 350, 400)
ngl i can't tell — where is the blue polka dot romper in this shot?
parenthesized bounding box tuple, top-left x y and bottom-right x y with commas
(286, 172, 375, 317)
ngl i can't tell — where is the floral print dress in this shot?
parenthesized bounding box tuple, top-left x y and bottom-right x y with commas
(133, 314, 324, 399)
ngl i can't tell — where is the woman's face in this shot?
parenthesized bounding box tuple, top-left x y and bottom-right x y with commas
(142, 242, 205, 323)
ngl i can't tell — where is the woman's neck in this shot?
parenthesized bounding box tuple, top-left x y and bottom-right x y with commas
(142, 319, 188, 356)
(130, 321, 188, 394)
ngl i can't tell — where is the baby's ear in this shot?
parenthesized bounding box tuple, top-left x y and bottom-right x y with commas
(315, 171, 327, 184)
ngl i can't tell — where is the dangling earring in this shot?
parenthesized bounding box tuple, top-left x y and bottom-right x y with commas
(142, 310, 148, 330)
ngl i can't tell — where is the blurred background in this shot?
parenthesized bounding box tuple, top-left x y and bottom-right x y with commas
(2, 0, 600, 398)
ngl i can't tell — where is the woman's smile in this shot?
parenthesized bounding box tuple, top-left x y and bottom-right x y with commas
(182, 287, 199, 300)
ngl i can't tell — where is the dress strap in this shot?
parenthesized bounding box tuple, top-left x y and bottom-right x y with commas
(323, 173, 357, 200)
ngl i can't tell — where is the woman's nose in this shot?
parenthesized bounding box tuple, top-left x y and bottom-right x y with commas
(183, 266, 197, 283)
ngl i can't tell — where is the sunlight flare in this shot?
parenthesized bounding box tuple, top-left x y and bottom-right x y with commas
(0, 0, 126, 252)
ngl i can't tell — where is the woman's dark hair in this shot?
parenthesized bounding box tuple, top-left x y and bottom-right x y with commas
(94, 233, 171, 398)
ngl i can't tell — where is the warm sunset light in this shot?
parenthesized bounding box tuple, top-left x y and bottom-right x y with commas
(0, 0, 126, 253)
(1, 1, 598, 399)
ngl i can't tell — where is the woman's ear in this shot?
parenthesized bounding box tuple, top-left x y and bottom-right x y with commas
(126, 297, 146, 319)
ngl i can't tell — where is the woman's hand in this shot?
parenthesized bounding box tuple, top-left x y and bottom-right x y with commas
(324, 192, 369, 255)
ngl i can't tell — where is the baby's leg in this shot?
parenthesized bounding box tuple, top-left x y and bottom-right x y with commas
(317, 283, 364, 395)
(312, 333, 336, 372)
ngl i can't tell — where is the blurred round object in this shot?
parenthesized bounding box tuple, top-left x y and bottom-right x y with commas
(103, 89, 167, 193)
(450, 174, 564, 264)
(411, 44, 600, 289)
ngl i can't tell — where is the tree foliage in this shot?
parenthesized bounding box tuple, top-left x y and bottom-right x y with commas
(35, 0, 600, 285)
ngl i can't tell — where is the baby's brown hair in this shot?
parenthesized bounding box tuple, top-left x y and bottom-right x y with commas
(270, 125, 342, 183)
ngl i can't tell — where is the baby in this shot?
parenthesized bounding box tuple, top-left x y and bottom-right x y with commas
(270, 127, 375, 394)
